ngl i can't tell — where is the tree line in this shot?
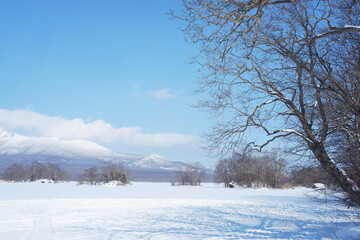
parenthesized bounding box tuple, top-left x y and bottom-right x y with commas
(213, 151, 340, 189)
(1, 162, 131, 186)
(1, 159, 338, 189)
(1, 162, 70, 182)
(1, 161, 207, 187)
(214, 152, 287, 188)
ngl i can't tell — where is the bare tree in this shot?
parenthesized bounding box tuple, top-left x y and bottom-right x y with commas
(174, 162, 206, 186)
(174, 0, 360, 205)
(79, 166, 101, 185)
(47, 164, 70, 182)
(1, 163, 27, 182)
(29, 162, 48, 181)
(261, 152, 287, 188)
(214, 158, 232, 187)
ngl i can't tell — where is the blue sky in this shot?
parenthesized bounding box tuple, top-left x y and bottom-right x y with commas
(0, 0, 215, 166)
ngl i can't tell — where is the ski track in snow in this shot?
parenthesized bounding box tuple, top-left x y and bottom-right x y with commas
(0, 182, 359, 240)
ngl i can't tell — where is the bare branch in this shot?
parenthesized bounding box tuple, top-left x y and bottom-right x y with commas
(296, 26, 360, 42)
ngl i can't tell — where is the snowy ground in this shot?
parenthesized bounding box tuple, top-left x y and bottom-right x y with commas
(0, 182, 359, 240)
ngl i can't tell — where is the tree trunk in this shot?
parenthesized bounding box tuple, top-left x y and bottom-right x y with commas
(309, 141, 360, 206)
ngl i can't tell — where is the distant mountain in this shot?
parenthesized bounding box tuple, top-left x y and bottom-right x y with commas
(0, 128, 190, 181)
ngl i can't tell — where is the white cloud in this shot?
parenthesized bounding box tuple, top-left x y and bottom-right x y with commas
(147, 88, 174, 99)
(0, 109, 196, 148)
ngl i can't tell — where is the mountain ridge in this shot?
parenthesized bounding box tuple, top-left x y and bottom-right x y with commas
(0, 128, 190, 180)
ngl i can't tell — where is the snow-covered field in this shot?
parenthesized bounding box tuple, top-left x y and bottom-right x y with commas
(0, 182, 359, 240)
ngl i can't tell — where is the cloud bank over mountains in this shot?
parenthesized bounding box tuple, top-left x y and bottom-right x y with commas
(0, 109, 196, 148)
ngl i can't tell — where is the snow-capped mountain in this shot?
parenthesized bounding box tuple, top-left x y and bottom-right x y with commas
(0, 128, 189, 179)
(0, 128, 116, 159)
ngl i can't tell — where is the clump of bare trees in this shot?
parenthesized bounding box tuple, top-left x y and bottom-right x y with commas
(78, 166, 101, 185)
(1, 162, 70, 182)
(78, 164, 130, 186)
(214, 152, 287, 188)
(174, 0, 360, 205)
(173, 162, 206, 186)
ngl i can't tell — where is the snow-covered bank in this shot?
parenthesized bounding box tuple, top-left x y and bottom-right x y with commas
(0, 182, 359, 239)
